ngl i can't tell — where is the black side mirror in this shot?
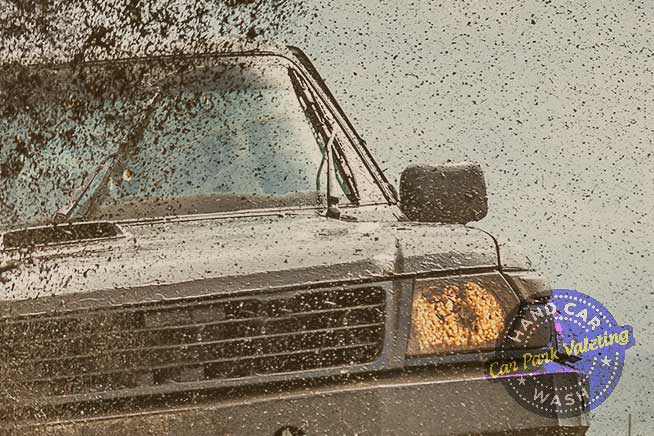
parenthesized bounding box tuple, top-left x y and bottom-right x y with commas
(400, 163, 488, 224)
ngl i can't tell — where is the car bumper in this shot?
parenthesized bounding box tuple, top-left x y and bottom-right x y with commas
(10, 367, 589, 436)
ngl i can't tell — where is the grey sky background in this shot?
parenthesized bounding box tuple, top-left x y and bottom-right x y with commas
(281, 1, 653, 434)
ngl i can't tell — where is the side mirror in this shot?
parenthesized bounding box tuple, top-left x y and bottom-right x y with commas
(399, 162, 488, 224)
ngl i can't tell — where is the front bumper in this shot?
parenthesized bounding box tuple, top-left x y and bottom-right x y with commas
(8, 366, 588, 436)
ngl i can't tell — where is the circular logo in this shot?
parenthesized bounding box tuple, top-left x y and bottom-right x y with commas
(487, 289, 634, 418)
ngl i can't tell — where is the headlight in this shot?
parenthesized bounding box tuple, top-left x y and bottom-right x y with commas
(407, 274, 520, 356)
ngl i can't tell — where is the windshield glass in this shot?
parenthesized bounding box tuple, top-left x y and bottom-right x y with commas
(88, 57, 337, 220)
(0, 55, 356, 230)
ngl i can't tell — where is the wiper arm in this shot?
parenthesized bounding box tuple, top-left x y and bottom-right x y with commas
(53, 91, 163, 223)
(289, 70, 360, 215)
(324, 128, 340, 219)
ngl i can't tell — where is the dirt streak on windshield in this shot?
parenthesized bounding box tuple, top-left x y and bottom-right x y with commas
(0, 54, 329, 229)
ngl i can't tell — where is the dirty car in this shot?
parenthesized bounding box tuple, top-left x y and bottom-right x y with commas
(0, 40, 589, 435)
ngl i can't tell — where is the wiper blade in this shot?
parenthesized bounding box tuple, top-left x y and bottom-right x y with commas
(53, 92, 162, 223)
(53, 154, 115, 223)
(288, 69, 360, 206)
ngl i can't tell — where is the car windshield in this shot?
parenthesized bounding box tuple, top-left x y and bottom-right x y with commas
(0, 55, 352, 230)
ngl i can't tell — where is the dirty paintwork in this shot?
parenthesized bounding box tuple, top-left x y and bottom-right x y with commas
(0, 209, 497, 304)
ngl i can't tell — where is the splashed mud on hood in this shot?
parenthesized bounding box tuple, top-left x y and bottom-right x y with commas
(0, 213, 497, 307)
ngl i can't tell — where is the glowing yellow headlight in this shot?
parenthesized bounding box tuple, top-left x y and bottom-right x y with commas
(407, 278, 509, 356)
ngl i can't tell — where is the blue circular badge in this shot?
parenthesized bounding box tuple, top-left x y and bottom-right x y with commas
(489, 289, 635, 418)
(548, 289, 634, 412)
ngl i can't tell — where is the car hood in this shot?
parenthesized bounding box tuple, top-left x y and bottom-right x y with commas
(0, 212, 498, 313)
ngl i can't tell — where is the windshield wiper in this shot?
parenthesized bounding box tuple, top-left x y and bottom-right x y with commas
(323, 128, 341, 219)
(53, 153, 116, 223)
(288, 69, 360, 217)
(53, 92, 162, 223)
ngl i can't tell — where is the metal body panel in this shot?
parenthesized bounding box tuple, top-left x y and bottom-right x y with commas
(7, 368, 589, 436)
(0, 210, 497, 308)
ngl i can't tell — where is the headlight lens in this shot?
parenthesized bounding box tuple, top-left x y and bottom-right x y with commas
(407, 274, 518, 356)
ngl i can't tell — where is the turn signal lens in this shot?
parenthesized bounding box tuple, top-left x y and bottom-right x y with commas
(407, 276, 515, 356)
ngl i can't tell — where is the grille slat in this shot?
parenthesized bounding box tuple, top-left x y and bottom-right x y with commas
(21, 323, 383, 379)
(25, 342, 380, 397)
(2, 285, 383, 329)
(6, 304, 383, 358)
(2, 286, 386, 403)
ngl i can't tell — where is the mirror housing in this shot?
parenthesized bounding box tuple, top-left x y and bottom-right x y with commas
(400, 162, 488, 224)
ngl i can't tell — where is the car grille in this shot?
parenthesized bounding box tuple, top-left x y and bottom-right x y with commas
(1, 286, 385, 403)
